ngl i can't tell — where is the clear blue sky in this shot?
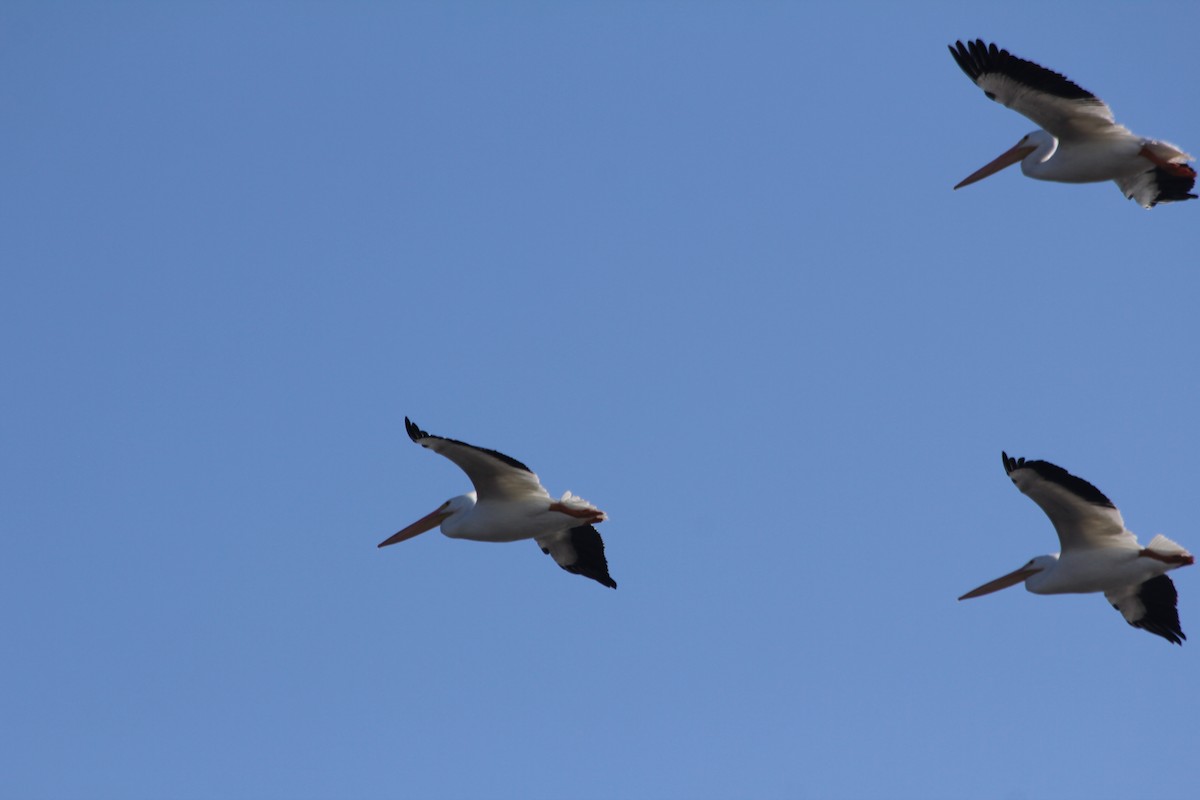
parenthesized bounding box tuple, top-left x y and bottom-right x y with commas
(4, 3, 1199, 798)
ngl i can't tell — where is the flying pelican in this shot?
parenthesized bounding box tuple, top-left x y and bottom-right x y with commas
(949, 39, 1197, 207)
(377, 418, 617, 588)
(960, 452, 1194, 644)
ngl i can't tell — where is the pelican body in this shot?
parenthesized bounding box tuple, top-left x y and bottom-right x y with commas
(378, 418, 617, 588)
(960, 452, 1194, 644)
(949, 39, 1197, 207)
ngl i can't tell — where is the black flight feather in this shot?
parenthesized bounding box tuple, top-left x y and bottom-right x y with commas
(405, 417, 533, 474)
(949, 40, 1096, 102)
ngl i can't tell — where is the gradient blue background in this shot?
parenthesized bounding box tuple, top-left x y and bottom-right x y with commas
(4, 2, 1198, 798)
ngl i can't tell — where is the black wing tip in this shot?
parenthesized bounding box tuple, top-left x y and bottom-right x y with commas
(404, 416, 429, 443)
(1135, 622, 1186, 645)
(589, 573, 618, 589)
(1131, 575, 1186, 645)
(562, 524, 618, 589)
(949, 39, 982, 82)
(948, 39, 1001, 83)
(1146, 165, 1199, 206)
(1001, 450, 1023, 475)
(559, 565, 618, 589)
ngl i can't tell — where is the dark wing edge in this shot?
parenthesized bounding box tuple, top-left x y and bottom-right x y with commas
(1119, 575, 1186, 645)
(540, 524, 617, 589)
(404, 416, 533, 474)
(1143, 164, 1199, 207)
(949, 40, 1096, 102)
(1001, 451, 1116, 509)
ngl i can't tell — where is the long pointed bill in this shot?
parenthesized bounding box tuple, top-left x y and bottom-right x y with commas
(958, 566, 1042, 601)
(954, 143, 1038, 190)
(377, 508, 450, 548)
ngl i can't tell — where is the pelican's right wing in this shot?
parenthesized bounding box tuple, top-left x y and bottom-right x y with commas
(406, 417, 550, 502)
(949, 40, 1119, 140)
(1002, 452, 1132, 553)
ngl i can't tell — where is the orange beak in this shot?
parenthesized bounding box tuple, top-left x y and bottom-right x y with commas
(377, 507, 450, 548)
(954, 142, 1038, 190)
(958, 565, 1042, 601)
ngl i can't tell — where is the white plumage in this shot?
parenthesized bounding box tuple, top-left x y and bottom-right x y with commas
(949, 39, 1196, 207)
(377, 418, 617, 588)
(959, 452, 1194, 644)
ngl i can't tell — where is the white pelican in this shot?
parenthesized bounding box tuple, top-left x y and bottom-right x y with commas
(960, 452, 1194, 644)
(377, 418, 617, 588)
(949, 39, 1197, 207)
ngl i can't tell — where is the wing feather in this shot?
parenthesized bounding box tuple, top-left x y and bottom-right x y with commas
(405, 417, 550, 502)
(950, 40, 1119, 140)
(1002, 452, 1131, 553)
(1114, 162, 1199, 208)
(1106, 575, 1186, 645)
(537, 524, 617, 589)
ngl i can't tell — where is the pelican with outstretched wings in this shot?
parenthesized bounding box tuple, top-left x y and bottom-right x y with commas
(960, 452, 1193, 644)
(378, 418, 617, 589)
(949, 39, 1196, 207)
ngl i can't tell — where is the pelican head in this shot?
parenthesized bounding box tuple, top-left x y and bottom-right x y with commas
(958, 554, 1056, 600)
(378, 492, 477, 547)
(954, 131, 1054, 190)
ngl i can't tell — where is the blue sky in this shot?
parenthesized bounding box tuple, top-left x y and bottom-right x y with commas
(4, 2, 1199, 798)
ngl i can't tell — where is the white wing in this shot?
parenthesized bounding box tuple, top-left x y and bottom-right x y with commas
(406, 417, 550, 502)
(950, 40, 1122, 141)
(1001, 452, 1133, 553)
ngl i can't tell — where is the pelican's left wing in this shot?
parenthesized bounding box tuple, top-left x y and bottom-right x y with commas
(1106, 575, 1186, 645)
(949, 40, 1120, 141)
(1114, 161, 1199, 209)
(537, 524, 617, 589)
(406, 417, 550, 502)
(1002, 452, 1132, 553)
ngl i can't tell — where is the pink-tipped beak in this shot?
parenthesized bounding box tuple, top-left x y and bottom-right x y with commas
(958, 565, 1042, 601)
(377, 507, 450, 548)
(954, 143, 1038, 190)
